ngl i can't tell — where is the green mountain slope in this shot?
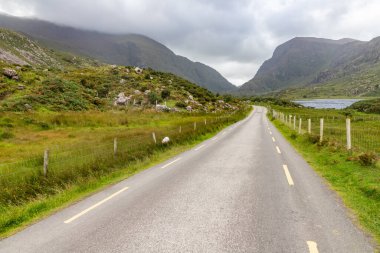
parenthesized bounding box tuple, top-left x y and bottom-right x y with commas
(0, 28, 241, 112)
(238, 36, 380, 98)
(0, 14, 236, 93)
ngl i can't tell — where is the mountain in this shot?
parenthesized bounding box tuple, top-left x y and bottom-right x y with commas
(0, 14, 236, 93)
(0, 28, 241, 112)
(238, 36, 380, 98)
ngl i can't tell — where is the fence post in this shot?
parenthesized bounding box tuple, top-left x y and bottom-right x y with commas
(152, 132, 157, 144)
(320, 118, 324, 143)
(43, 149, 49, 177)
(346, 118, 351, 150)
(289, 115, 292, 127)
(194, 122, 197, 131)
(114, 138, 117, 156)
(179, 126, 182, 133)
(308, 118, 311, 134)
(204, 119, 207, 125)
(298, 118, 302, 134)
(293, 116, 296, 130)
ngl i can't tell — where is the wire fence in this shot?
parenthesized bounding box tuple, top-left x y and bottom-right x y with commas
(271, 109, 380, 155)
(0, 113, 243, 206)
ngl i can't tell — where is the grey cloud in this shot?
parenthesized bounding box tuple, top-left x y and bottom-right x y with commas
(0, 0, 379, 86)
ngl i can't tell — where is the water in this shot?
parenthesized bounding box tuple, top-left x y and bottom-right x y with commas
(293, 99, 361, 109)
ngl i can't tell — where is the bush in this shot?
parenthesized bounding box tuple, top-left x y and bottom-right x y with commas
(290, 133, 297, 140)
(148, 92, 162, 104)
(0, 130, 14, 140)
(175, 101, 187, 108)
(358, 152, 378, 166)
(161, 89, 170, 100)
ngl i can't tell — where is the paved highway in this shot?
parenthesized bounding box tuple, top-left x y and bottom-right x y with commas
(0, 107, 375, 252)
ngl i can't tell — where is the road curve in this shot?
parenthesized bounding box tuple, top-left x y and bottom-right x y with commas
(0, 106, 375, 252)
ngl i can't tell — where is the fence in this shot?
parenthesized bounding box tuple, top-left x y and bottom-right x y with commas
(271, 109, 380, 155)
(0, 113, 240, 206)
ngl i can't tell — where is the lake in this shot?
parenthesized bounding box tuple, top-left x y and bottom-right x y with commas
(293, 99, 361, 109)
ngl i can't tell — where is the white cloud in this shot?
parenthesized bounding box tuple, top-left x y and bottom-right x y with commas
(0, 0, 379, 86)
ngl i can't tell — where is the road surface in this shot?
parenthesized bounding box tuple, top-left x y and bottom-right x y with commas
(0, 107, 375, 252)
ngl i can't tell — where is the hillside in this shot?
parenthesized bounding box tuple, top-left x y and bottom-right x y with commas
(0, 29, 241, 113)
(0, 14, 236, 93)
(238, 36, 380, 98)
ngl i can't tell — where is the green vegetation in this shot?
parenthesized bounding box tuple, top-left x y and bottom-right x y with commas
(248, 97, 302, 108)
(0, 108, 250, 237)
(267, 106, 380, 247)
(348, 98, 380, 114)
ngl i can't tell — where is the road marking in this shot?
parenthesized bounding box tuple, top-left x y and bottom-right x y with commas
(276, 146, 281, 154)
(161, 157, 182, 169)
(221, 131, 227, 135)
(283, 165, 294, 186)
(269, 131, 272, 135)
(194, 144, 206, 151)
(272, 137, 276, 142)
(307, 241, 319, 253)
(64, 186, 129, 224)
(211, 137, 218, 141)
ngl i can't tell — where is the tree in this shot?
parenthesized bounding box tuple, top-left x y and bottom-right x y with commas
(161, 89, 171, 99)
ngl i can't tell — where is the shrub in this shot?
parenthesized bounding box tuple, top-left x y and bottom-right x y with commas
(148, 92, 162, 104)
(175, 101, 187, 108)
(161, 89, 170, 100)
(290, 133, 297, 140)
(358, 152, 378, 166)
(0, 130, 14, 140)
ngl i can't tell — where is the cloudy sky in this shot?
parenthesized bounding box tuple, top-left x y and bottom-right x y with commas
(1, 0, 380, 86)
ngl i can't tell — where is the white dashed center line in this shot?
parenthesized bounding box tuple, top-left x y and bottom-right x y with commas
(272, 137, 276, 142)
(276, 146, 281, 154)
(307, 241, 319, 253)
(282, 165, 294, 186)
(194, 144, 206, 151)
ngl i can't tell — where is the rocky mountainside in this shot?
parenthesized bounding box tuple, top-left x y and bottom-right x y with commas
(0, 29, 242, 112)
(238, 36, 380, 98)
(0, 14, 236, 93)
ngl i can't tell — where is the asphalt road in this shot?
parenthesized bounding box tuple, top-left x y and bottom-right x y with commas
(0, 106, 375, 252)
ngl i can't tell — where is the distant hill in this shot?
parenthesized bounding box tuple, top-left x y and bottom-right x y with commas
(238, 36, 380, 98)
(0, 14, 236, 93)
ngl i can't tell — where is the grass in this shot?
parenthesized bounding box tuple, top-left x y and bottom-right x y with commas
(271, 114, 380, 249)
(0, 108, 250, 237)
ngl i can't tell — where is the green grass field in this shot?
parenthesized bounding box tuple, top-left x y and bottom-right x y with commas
(0, 108, 250, 237)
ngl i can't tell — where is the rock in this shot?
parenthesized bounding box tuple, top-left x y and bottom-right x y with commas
(144, 89, 151, 95)
(15, 66, 22, 70)
(186, 105, 192, 111)
(119, 79, 126, 84)
(134, 67, 143, 74)
(168, 80, 173, 84)
(17, 85, 25, 90)
(3, 68, 18, 79)
(24, 103, 32, 110)
(162, 137, 170, 144)
(156, 104, 170, 112)
(150, 76, 154, 80)
(12, 75, 19, 80)
(114, 92, 132, 106)
(134, 90, 142, 95)
(188, 95, 194, 101)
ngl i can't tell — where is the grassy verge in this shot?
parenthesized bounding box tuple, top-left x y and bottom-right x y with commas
(272, 118, 380, 249)
(0, 110, 250, 238)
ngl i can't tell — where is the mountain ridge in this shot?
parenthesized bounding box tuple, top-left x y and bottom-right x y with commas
(0, 14, 236, 93)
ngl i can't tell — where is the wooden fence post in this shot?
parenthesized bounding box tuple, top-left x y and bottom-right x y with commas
(289, 115, 292, 127)
(293, 116, 296, 130)
(179, 126, 182, 133)
(346, 118, 351, 150)
(43, 149, 49, 177)
(298, 118, 302, 134)
(204, 119, 207, 125)
(114, 138, 118, 156)
(194, 122, 197, 131)
(320, 118, 324, 143)
(152, 132, 157, 144)
(308, 118, 311, 134)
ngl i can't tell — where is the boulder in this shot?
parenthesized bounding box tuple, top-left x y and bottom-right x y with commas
(186, 105, 192, 111)
(114, 92, 131, 106)
(162, 137, 170, 144)
(134, 90, 142, 95)
(3, 68, 18, 79)
(17, 85, 25, 90)
(156, 104, 170, 112)
(188, 95, 194, 101)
